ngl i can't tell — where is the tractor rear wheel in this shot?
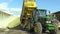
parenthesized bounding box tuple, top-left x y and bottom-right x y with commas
(34, 22, 42, 34)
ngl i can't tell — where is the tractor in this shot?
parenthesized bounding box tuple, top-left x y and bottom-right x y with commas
(31, 9, 58, 34)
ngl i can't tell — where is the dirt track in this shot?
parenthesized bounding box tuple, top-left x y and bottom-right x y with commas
(0, 29, 60, 34)
(0, 25, 60, 34)
(0, 29, 29, 34)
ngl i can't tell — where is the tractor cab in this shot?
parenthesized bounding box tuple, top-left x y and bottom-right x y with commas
(33, 9, 55, 31)
(33, 9, 51, 24)
(33, 9, 47, 24)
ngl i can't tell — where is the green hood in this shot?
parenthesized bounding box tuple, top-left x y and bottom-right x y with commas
(40, 16, 51, 20)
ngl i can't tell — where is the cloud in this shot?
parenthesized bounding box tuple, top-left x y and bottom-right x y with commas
(0, 2, 22, 17)
(3, 8, 22, 17)
(0, 2, 8, 9)
(4, 8, 22, 17)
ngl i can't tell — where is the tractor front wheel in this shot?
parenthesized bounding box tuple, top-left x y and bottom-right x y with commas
(50, 21, 58, 34)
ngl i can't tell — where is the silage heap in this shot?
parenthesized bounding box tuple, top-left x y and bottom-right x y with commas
(0, 11, 20, 28)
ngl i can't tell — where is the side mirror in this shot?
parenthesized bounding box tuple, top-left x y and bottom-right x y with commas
(49, 11, 50, 14)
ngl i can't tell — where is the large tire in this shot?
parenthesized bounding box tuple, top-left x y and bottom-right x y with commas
(35, 22, 42, 34)
(53, 22, 58, 34)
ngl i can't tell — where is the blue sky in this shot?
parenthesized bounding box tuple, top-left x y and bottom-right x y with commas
(36, 0, 60, 13)
(0, 0, 60, 17)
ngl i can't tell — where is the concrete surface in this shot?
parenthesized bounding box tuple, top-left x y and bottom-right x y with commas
(0, 25, 60, 34)
(0, 29, 29, 34)
(0, 29, 60, 34)
(57, 30, 60, 34)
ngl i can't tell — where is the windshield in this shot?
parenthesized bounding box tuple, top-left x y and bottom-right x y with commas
(38, 10, 46, 16)
(33, 9, 47, 18)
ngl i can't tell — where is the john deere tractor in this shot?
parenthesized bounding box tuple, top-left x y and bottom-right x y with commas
(32, 9, 58, 34)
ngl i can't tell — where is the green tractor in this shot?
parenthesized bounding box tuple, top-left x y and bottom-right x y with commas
(30, 9, 58, 34)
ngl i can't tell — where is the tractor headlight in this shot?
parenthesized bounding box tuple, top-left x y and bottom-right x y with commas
(46, 21, 51, 23)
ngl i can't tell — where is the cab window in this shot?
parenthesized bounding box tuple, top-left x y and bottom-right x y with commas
(40, 10, 46, 16)
(38, 10, 46, 16)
